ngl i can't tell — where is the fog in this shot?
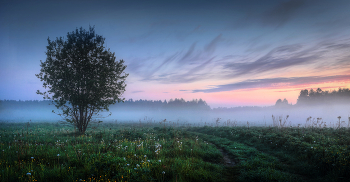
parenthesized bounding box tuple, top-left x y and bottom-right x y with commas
(1, 100, 349, 128)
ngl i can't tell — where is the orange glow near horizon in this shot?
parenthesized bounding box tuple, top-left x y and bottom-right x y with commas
(124, 80, 350, 108)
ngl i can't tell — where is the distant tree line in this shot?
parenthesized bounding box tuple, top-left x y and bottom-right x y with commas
(0, 98, 211, 111)
(109, 98, 211, 111)
(275, 98, 291, 107)
(297, 88, 350, 105)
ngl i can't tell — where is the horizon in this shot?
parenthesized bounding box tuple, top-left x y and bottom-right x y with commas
(1, 0, 350, 108)
(2, 86, 349, 109)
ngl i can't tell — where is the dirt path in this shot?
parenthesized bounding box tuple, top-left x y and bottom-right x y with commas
(211, 144, 239, 182)
(217, 147, 236, 167)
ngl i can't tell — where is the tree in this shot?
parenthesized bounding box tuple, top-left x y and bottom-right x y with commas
(275, 99, 282, 106)
(297, 89, 309, 105)
(275, 98, 289, 107)
(36, 26, 128, 134)
(282, 98, 288, 105)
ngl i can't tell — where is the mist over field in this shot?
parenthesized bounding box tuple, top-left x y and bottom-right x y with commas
(1, 96, 349, 127)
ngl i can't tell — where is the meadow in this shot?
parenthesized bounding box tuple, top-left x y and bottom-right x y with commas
(0, 119, 349, 182)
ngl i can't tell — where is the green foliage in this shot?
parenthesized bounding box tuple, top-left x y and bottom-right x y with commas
(297, 87, 350, 105)
(188, 125, 350, 181)
(0, 122, 226, 182)
(35, 26, 128, 133)
(2, 121, 350, 181)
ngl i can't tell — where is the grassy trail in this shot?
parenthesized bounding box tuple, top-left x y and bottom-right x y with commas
(187, 126, 350, 182)
(1, 122, 349, 181)
(188, 131, 306, 181)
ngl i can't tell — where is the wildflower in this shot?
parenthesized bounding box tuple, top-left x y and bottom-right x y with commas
(127, 164, 130, 166)
(162, 171, 165, 174)
(158, 160, 161, 162)
(31, 157, 34, 160)
(136, 164, 140, 167)
(57, 154, 60, 157)
(26, 173, 31, 176)
(147, 160, 150, 162)
(134, 168, 137, 170)
(144, 155, 147, 158)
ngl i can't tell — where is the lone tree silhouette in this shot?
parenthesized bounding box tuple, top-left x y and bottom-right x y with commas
(36, 26, 128, 133)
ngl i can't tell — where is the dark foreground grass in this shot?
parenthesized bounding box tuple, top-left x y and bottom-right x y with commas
(0, 121, 349, 181)
(0, 122, 225, 182)
(187, 126, 350, 182)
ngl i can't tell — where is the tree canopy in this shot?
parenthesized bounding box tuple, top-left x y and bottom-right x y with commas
(36, 26, 128, 133)
(275, 98, 290, 107)
(297, 88, 350, 105)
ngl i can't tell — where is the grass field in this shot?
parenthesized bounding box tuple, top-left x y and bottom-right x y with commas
(0, 121, 349, 182)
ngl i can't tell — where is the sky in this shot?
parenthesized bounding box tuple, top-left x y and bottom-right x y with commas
(1, 0, 350, 108)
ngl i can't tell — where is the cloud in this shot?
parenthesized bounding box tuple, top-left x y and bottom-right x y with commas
(179, 42, 197, 64)
(131, 90, 144, 93)
(193, 75, 350, 93)
(324, 42, 350, 50)
(143, 56, 216, 83)
(222, 39, 350, 79)
(140, 34, 222, 83)
(150, 52, 181, 75)
(204, 34, 222, 54)
(169, 57, 215, 83)
(274, 86, 347, 92)
(223, 44, 318, 77)
(179, 90, 188, 91)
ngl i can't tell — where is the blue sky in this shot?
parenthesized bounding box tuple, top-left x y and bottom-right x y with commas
(1, 0, 350, 107)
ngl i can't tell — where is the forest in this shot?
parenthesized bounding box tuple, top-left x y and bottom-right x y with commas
(296, 88, 350, 105)
(0, 98, 210, 112)
(1, 88, 349, 112)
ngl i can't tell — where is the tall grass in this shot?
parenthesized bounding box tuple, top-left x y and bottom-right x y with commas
(0, 121, 225, 182)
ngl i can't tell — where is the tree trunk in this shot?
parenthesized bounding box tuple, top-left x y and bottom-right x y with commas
(75, 105, 91, 134)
